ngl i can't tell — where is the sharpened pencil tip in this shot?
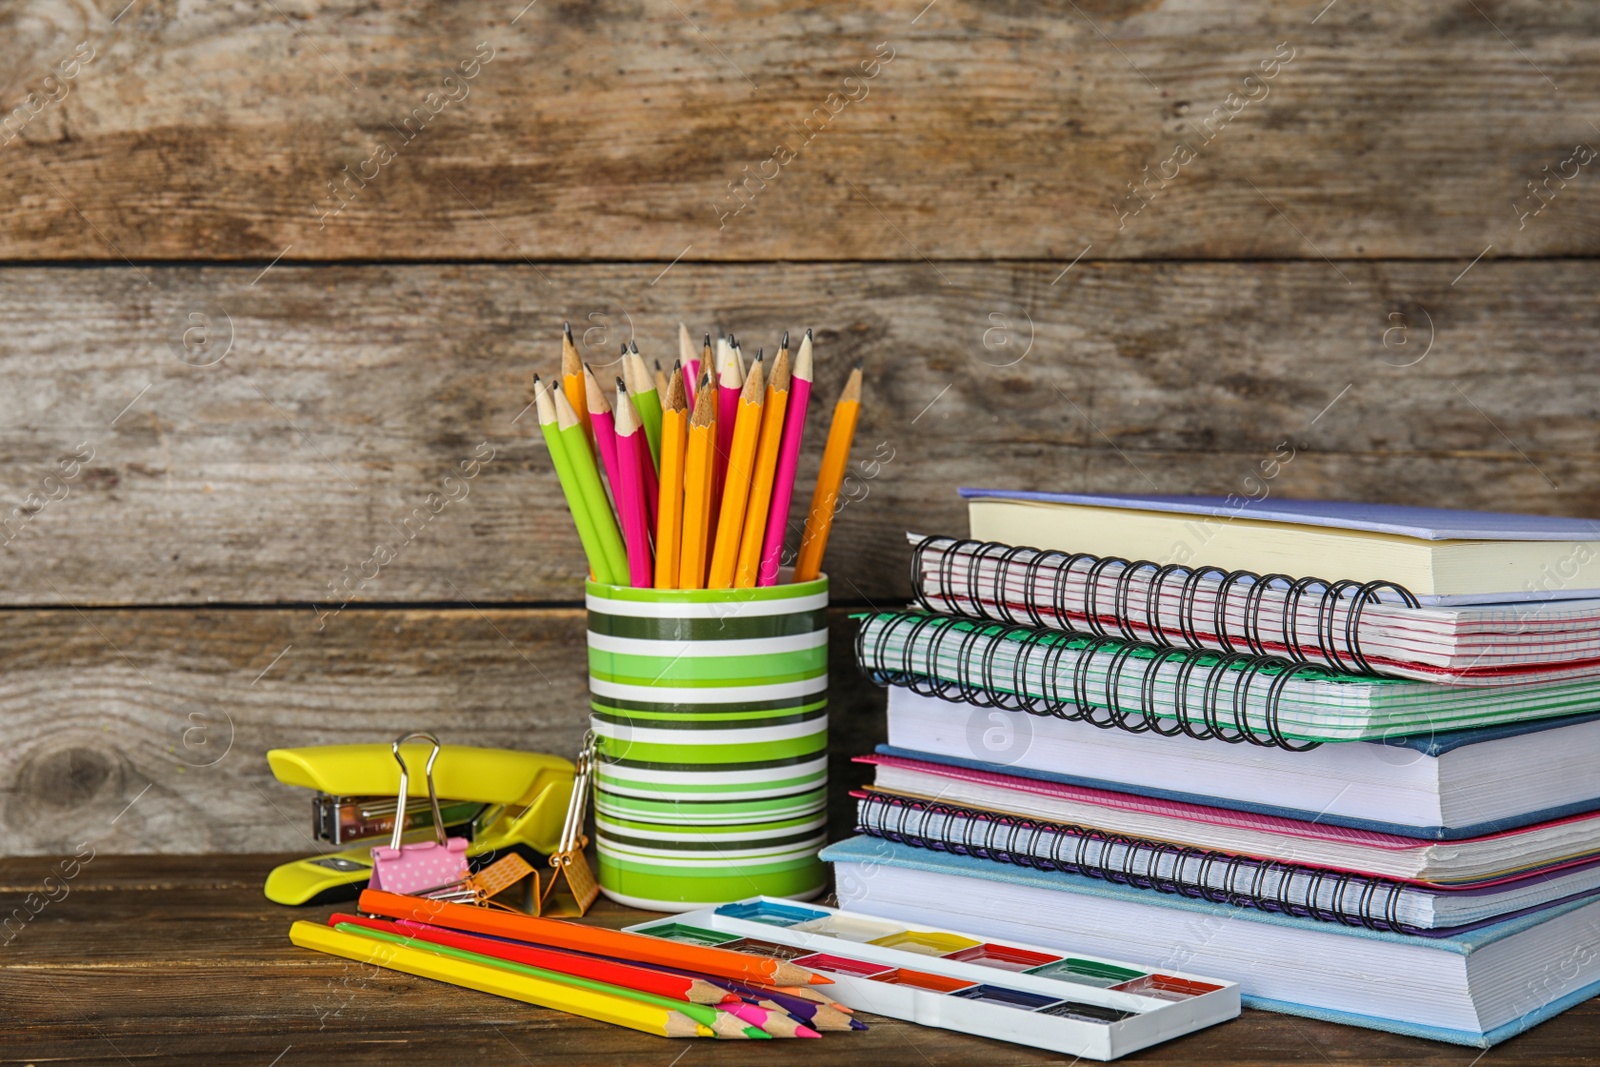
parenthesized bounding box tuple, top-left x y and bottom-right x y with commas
(620, 342, 628, 355)
(806, 327, 813, 339)
(615, 377, 627, 392)
(563, 321, 573, 337)
(704, 333, 711, 346)
(654, 358, 662, 370)
(852, 358, 863, 369)
(531, 372, 541, 384)
(754, 348, 764, 362)
(782, 331, 789, 348)
(630, 340, 639, 353)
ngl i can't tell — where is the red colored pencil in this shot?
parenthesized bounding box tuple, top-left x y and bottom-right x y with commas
(326, 914, 739, 1006)
(358, 889, 831, 987)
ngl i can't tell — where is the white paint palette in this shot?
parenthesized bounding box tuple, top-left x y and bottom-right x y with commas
(624, 896, 1239, 1059)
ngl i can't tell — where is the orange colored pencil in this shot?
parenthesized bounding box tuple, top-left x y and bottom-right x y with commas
(734, 346, 791, 587)
(561, 322, 591, 447)
(678, 375, 718, 589)
(358, 889, 831, 987)
(654, 367, 688, 590)
(793, 363, 861, 583)
(707, 354, 766, 589)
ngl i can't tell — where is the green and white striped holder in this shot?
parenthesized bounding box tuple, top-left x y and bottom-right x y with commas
(586, 575, 830, 912)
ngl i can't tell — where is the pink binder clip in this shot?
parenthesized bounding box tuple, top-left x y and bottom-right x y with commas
(368, 732, 469, 896)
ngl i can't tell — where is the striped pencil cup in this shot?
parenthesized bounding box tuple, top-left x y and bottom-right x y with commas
(585, 575, 830, 911)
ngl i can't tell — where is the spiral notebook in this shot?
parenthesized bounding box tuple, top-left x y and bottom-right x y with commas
(909, 533, 1600, 685)
(825, 836, 1600, 1047)
(850, 789, 1600, 933)
(962, 490, 1600, 603)
(856, 609, 1600, 747)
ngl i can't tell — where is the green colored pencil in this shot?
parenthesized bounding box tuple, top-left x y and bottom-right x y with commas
(334, 923, 770, 1040)
(535, 377, 617, 585)
(625, 343, 663, 468)
(553, 386, 630, 584)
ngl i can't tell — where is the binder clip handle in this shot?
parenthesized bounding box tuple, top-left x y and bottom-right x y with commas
(389, 731, 447, 851)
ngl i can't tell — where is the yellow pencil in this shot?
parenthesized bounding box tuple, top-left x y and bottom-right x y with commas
(655, 367, 688, 590)
(734, 345, 791, 587)
(678, 375, 718, 589)
(290, 921, 713, 1039)
(708, 353, 767, 589)
(794, 363, 862, 583)
(561, 322, 591, 447)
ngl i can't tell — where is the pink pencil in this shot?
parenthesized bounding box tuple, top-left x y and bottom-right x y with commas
(583, 365, 622, 503)
(759, 331, 814, 585)
(612, 390, 654, 587)
(709, 338, 744, 549)
(678, 323, 699, 410)
(616, 378, 659, 521)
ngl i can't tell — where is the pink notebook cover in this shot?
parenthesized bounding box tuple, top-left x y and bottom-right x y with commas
(856, 754, 1600, 888)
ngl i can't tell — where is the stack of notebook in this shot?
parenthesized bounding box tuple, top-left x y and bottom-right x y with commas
(822, 491, 1600, 1047)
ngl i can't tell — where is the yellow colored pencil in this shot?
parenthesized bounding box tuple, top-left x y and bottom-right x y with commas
(793, 363, 861, 583)
(655, 368, 688, 589)
(708, 354, 767, 589)
(734, 346, 791, 587)
(678, 375, 718, 589)
(289, 921, 714, 1039)
(561, 322, 591, 447)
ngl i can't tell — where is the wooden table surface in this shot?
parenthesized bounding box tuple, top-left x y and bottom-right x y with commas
(3, 854, 1596, 1066)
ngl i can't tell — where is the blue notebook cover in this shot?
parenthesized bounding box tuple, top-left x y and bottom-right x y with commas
(822, 836, 1600, 1047)
(959, 489, 1600, 542)
(876, 743, 1600, 840)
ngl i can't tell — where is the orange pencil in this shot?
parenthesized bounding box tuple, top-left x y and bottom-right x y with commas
(793, 362, 861, 583)
(358, 889, 831, 987)
(561, 322, 591, 447)
(734, 345, 791, 587)
(678, 375, 718, 589)
(707, 353, 766, 589)
(654, 367, 688, 590)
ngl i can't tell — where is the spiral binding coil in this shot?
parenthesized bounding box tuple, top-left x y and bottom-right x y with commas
(910, 535, 1420, 676)
(854, 790, 1416, 933)
(856, 608, 1331, 751)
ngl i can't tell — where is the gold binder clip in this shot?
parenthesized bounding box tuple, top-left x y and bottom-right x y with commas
(541, 732, 599, 917)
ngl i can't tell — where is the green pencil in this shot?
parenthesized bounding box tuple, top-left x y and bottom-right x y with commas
(625, 342, 663, 468)
(334, 923, 771, 1040)
(535, 377, 616, 585)
(553, 386, 630, 584)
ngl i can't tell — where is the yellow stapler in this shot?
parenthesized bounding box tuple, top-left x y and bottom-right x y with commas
(263, 741, 574, 906)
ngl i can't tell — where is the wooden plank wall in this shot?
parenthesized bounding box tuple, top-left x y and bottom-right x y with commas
(2, 0, 1598, 853)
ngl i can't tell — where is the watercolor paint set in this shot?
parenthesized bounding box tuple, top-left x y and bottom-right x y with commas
(624, 896, 1239, 1059)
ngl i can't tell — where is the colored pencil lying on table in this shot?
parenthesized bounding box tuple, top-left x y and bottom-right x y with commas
(290, 921, 715, 1039)
(623, 962, 854, 1032)
(735, 344, 791, 587)
(552, 388, 629, 583)
(328, 921, 769, 1040)
(358, 889, 832, 987)
(759, 329, 814, 585)
(625, 342, 663, 466)
(561, 322, 592, 447)
(655, 367, 688, 590)
(794, 361, 862, 583)
(339, 914, 737, 1005)
(708, 352, 766, 588)
(613, 383, 655, 588)
(535, 376, 616, 585)
(678, 374, 718, 589)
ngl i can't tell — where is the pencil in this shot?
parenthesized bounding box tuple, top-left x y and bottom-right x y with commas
(653, 359, 670, 398)
(583, 363, 622, 498)
(678, 323, 699, 409)
(331, 922, 768, 1040)
(793, 362, 861, 583)
(617, 377, 659, 521)
(290, 921, 714, 1039)
(358, 889, 832, 987)
(353, 915, 738, 1005)
(625, 342, 663, 466)
(654, 368, 688, 590)
(613, 384, 654, 588)
(678, 375, 718, 589)
(711, 338, 744, 546)
(759, 329, 814, 585)
(535, 377, 616, 585)
(720, 1000, 821, 1039)
(707, 353, 766, 588)
(554, 388, 629, 584)
(734, 345, 791, 587)
(562, 322, 592, 447)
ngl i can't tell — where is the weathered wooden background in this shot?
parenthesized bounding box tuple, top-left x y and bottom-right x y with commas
(3, 0, 1599, 853)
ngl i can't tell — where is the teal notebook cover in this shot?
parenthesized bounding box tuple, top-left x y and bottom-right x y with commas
(822, 836, 1600, 1047)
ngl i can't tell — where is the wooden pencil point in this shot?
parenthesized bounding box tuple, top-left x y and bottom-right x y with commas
(582, 364, 612, 414)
